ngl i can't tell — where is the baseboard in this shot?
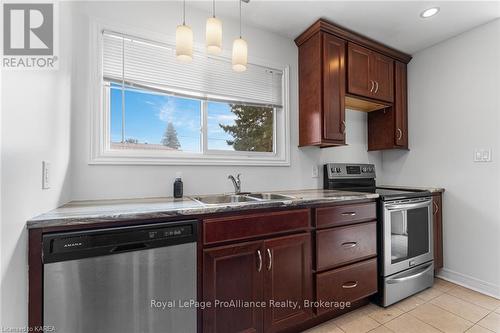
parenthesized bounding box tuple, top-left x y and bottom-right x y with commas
(437, 268, 500, 300)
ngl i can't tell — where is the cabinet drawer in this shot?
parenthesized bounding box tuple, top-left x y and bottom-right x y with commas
(316, 259, 377, 314)
(316, 202, 376, 228)
(203, 209, 310, 245)
(316, 221, 376, 271)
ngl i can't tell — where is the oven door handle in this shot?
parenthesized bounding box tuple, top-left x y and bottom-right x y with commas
(385, 200, 432, 211)
(386, 262, 433, 284)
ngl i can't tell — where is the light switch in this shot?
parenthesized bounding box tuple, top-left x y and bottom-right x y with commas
(42, 161, 50, 189)
(473, 149, 492, 162)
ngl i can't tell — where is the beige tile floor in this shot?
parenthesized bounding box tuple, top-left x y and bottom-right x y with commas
(304, 279, 500, 333)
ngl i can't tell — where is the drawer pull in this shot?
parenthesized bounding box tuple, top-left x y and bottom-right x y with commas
(257, 250, 262, 272)
(341, 212, 357, 216)
(341, 242, 358, 248)
(266, 248, 272, 271)
(342, 281, 358, 289)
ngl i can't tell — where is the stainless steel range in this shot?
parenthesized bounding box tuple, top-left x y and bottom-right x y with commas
(324, 163, 434, 307)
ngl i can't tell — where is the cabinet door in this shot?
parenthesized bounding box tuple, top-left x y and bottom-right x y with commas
(263, 233, 313, 333)
(371, 53, 394, 102)
(433, 193, 443, 272)
(322, 33, 346, 143)
(394, 61, 408, 147)
(203, 241, 264, 333)
(347, 43, 372, 99)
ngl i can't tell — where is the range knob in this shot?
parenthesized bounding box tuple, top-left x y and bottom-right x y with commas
(335, 167, 342, 173)
(362, 167, 367, 172)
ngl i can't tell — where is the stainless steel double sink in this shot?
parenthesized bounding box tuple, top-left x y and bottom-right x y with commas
(191, 193, 296, 205)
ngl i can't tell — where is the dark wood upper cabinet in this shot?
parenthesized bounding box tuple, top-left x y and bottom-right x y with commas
(298, 31, 346, 147)
(394, 61, 408, 147)
(203, 241, 264, 333)
(347, 43, 372, 98)
(347, 43, 394, 103)
(263, 233, 313, 333)
(295, 19, 411, 149)
(323, 33, 346, 143)
(367, 61, 408, 150)
(371, 52, 394, 103)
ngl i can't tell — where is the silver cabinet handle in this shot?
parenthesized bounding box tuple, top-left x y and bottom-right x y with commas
(341, 212, 356, 216)
(341, 242, 358, 248)
(266, 249, 272, 271)
(341, 120, 346, 134)
(257, 250, 262, 272)
(370, 80, 375, 92)
(342, 281, 358, 289)
(374, 81, 379, 93)
(397, 128, 403, 140)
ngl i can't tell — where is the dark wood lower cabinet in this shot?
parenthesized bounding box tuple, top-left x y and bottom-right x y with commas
(433, 193, 443, 272)
(264, 234, 313, 333)
(316, 259, 378, 315)
(202, 203, 378, 333)
(203, 233, 313, 333)
(203, 241, 264, 333)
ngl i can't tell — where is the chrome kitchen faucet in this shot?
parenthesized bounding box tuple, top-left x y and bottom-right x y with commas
(228, 174, 242, 194)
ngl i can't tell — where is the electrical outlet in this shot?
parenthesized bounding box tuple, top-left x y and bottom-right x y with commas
(42, 161, 50, 189)
(312, 165, 319, 178)
(473, 148, 492, 162)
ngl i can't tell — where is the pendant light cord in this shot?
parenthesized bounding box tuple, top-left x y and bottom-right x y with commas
(183, 0, 186, 25)
(239, 0, 242, 38)
(213, 0, 216, 18)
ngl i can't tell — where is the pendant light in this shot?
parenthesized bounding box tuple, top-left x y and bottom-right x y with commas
(232, 0, 248, 72)
(206, 0, 222, 55)
(176, 0, 193, 63)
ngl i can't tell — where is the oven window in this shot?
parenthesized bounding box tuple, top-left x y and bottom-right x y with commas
(390, 207, 429, 264)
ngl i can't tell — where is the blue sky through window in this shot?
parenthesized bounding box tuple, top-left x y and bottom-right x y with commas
(110, 85, 238, 152)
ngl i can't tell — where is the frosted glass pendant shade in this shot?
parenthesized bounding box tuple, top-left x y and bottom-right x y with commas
(232, 38, 247, 72)
(176, 24, 193, 63)
(206, 17, 222, 55)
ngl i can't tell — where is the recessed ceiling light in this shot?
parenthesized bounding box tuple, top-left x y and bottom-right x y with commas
(420, 7, 440, 18)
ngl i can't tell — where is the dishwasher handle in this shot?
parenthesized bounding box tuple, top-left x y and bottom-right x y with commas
(43, 220, 198, 264)
(111, 242, 149, 253)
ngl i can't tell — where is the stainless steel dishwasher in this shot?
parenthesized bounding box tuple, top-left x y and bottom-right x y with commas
(43, 220, 197, 333)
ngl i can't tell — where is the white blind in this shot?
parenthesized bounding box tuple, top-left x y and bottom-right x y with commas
(102, 31, 283, 107)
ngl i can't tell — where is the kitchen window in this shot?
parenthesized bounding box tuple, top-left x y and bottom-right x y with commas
(91, 28, 289, 165)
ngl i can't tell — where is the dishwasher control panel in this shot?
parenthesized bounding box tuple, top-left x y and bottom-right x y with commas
(43, 220, 198, 263)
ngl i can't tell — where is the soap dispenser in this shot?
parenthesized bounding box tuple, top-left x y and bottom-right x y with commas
(173, 172, 183, 199)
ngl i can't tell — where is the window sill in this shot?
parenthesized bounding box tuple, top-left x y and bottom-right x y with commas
(89, 151, 291, 166)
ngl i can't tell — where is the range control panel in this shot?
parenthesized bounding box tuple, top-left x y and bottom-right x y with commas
(325, 163, 376, 179)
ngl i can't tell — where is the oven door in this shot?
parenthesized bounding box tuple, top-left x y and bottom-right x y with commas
(382, 198, 433, 276)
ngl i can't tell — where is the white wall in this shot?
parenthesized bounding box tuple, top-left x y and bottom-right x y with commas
(381, 19, 500, 297)
(0, 48, 3, 328)
(322, 110, 382, 169)
(69, 1, 380, 200)
(0, 4, 73, 327)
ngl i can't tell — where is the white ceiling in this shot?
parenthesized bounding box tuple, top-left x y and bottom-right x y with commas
(188, 1, 500, 54)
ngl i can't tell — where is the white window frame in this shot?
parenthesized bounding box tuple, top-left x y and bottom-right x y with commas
(89, 20, 290, 166)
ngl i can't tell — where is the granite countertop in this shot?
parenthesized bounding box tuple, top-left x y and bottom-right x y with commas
(377, 185, 445, 193)
(27, 189, 379, 229)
